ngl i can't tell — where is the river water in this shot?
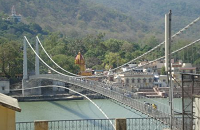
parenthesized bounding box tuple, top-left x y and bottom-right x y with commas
(16, 98, 182, 122)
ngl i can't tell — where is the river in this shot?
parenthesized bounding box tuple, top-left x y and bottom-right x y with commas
(16, 98, 182, 122)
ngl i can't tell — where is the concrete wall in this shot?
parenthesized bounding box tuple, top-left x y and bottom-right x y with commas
(23, 79, 41, 96)
(0, 80, 10, 94)
(52, 81, 65, 92)
(0, 105, 15, 130)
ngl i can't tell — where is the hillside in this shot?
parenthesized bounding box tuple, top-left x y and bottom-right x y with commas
(88, 0, 200, 30)
(1, 0, 200, 41)
(0, 0, 150, 41)
(1, 0, 200, 79)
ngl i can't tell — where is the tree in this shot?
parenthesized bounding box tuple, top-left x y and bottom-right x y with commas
(0, 41, 22, 78)
(161, 66, 166, 75)
(103, 39, 123, 53)
(103, 52, 125, 70)
(52, 54, 79, 74)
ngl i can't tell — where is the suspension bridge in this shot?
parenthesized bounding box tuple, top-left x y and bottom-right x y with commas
(19, 14, 200, 130)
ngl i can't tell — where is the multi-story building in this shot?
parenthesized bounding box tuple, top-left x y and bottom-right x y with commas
(117, 71, 154, 90)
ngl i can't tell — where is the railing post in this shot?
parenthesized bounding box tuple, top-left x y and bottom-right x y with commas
(115, 118, 126, 130)
(34, 120, 48, 130)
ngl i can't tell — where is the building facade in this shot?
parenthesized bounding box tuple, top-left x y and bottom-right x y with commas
(118, 71, 154, 89)
(0, 79, 10, 94)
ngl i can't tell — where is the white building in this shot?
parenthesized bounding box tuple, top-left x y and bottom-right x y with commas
(117, 71, 154, 89)
(0, 79, 10, 94)
(154, 75, 168, 87)
(138, 60, 165, 74)
(172, 62, 196, 86)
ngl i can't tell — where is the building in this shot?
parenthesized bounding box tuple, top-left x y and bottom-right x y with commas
(10, 5, 22, 22)
(0, 93, 21, 130)
(172, 62, 196, 87)
(75, 52, 92, 76)
(117, 71, 154, 90)
(154, 75, 168, 87)
(0, 78, 10, 94)
(138, 60, 165, 74)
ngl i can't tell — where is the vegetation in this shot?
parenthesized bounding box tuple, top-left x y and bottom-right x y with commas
(0, 0, 200, 79)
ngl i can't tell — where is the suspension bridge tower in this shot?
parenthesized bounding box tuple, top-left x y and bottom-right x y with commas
(22, 37, 41, 96)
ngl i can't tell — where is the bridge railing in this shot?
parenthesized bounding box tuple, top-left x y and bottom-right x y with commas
(29, 74, 182, 129)
(16, 118, 172, 130)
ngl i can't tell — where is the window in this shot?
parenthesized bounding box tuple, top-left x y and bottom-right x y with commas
(132, 78, 135, 83)
(138, 78, 141, 83)
(163, 79, 166, 82)
(2, 86, 5, 91)
(126, 78, 129, 84)
(143, 78, 146, 83)
(149, 78, 152, 83)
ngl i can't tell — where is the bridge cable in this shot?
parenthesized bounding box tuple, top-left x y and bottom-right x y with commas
(36, 16, 200, 77)
(36, 36, 103, 78)
(13, 85, 116, 129)
(26, 36, 197, 113)
(119, 38, 200, 74)
(110, 16, 200, 72)
(24, 36, 74, 78)
(36, 36, 79, 77)
(27, 35, 182, 113)
(25, 36, 102, 79)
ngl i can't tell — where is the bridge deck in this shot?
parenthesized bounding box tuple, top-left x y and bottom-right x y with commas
(28, 74, 183, 130)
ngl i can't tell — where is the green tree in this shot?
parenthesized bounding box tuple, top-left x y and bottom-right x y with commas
(161, 66, 166, 75)
(103, 52, 125, 70)
(0, 41, 22, 78)
(103, 39, 123, 53)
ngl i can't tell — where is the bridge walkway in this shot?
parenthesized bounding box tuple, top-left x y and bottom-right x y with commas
(28, 74, 182, 130)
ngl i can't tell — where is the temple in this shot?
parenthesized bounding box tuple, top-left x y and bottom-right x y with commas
(75, 52, 92, 76)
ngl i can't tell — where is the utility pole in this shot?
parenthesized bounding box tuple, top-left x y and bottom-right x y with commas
(165, 10, 173, 129)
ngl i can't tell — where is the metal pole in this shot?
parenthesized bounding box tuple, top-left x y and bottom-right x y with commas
(165, 13, 169, 72)
(182, 74, 184, 130)
(191, 75, 194, 129)
(165, 10, 173, 129)
(168, 10, 174, 130)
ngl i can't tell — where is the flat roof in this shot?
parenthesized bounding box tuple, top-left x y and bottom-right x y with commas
(0, 93, 21, 112)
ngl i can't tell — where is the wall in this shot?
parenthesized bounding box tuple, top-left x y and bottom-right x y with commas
(23, 79, 41, 96)
(0, 80, 10, 94)
(0, 105, 15, 130)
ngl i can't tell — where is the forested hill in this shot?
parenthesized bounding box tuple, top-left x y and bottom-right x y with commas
(89, 0, 200, 31)
(0, 0, 149, 41)
(0, 0, 200, 41)
(1, 0, 200, 79)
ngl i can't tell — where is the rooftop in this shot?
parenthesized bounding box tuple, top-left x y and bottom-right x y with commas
(0, 93, 21, 112)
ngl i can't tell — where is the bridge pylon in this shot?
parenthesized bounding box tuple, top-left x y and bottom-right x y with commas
(22, 36, 41, 96)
